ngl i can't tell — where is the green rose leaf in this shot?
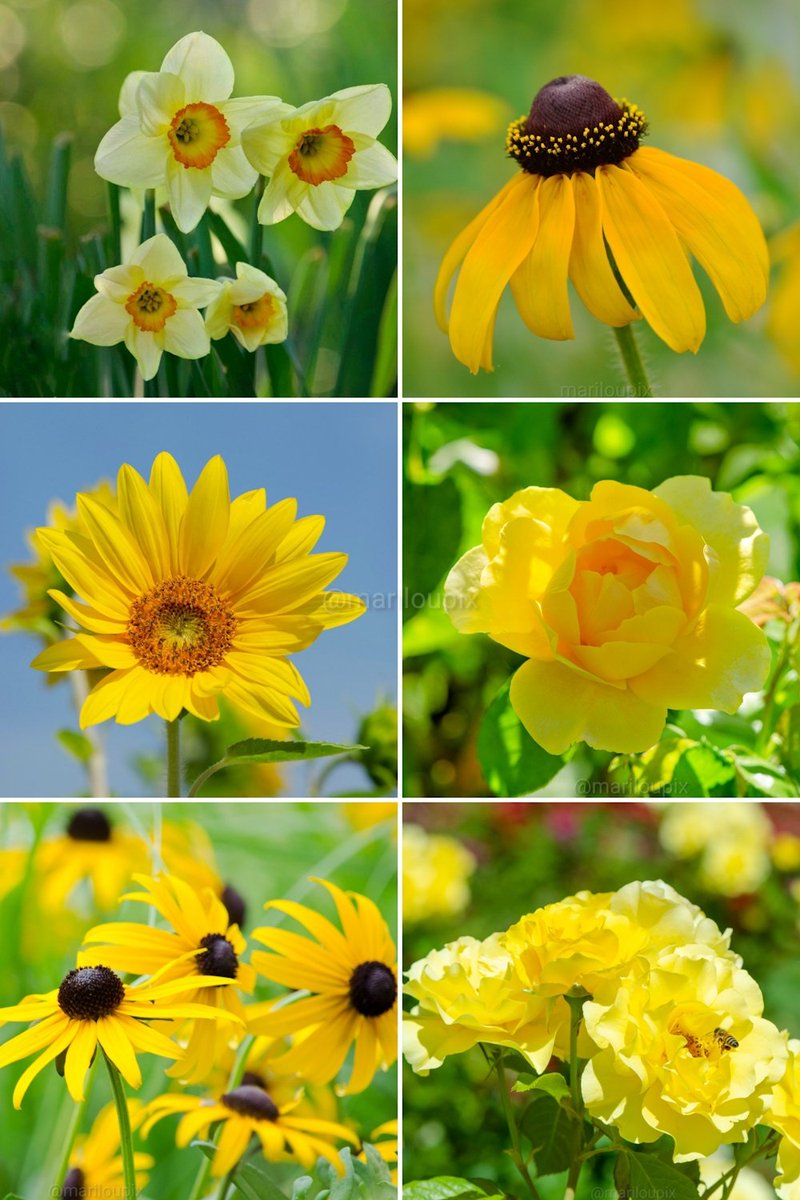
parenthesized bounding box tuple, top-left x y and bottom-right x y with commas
(519, 1092, 585, 1175)
(403, 476, 462, 616)
(512, 1071, 571, 1106)
(402, 1180, 490, 1199)
(622, 1151, 701, 1200)
(478, 681, 566, 797)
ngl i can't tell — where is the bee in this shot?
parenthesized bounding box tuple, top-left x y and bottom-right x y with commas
(676, 1026, 738, 1058)
(713, 1027, 739, 1053)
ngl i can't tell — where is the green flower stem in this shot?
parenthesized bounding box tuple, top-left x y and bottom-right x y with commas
(216, 1166, 237, 1200)
(103, 1052, 137, 1200)
(757, 618, 798, 754)
(141, 189, 156, 241)
(565, 994, 587, 1200)
(52, 1056, 98, 1196)
(613, 324, 654, 397)
(251, 177, 264, 265)
(489, 1048, 541, 1200)
(187, 1034, 254, 1200)
(166, 717, 181, 797)
(702, 1131, 780, 1200)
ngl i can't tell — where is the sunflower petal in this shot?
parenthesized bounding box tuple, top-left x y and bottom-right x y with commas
(179, 455, 230, 577)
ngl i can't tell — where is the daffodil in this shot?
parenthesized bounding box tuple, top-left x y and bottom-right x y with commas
(436, 74, 769, 372)
(70, 234, 220, 381)
(95, 32, 284, 233)
(62, 1101, 153, 1199)
(242, 85, 398, 231)
(205, 262, 288, 351)
(30, 452, 365, 727)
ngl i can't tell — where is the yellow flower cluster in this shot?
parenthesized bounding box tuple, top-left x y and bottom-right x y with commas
(404, 880, 792, 1162)
(658, 803, 798, 897)
(403, 823, 476, 924)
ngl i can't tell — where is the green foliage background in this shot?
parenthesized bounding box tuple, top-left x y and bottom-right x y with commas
(403, 401, 800, 798)
(402, 801, 800, 1194)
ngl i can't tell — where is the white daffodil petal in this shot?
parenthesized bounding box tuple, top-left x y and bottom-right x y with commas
(166, 159, 213, 233)
(118, 70, 148, 118)
(297, 180, 353, 231)
(95, 116, 166, 187)
(136, 70, 185, 137)
(330, 83, 393, 136)
(161, 31, 234, 103)
(171, 276, 223, 307)
(125, 325, 162, 380)
(258, 164, 298, 225)
(70, 294, 130, 345)
(236, 325, 268, 352)
(230, 264, 276, 304)
(94, 264, 143, 302)
(241, 120, 293, 176)
(210, 146, 258, 198)
(132, 234, 188, 282)
(204, 289, 233, 339)
(221, 95, 291, 134)
(342, 142, 398, 189)
(162, 308, 211, 359)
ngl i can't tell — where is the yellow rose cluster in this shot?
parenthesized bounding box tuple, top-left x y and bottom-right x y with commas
(445, 477, 770, 754)
(405, 880, 800, 1171)
(403, 824, 476, 924)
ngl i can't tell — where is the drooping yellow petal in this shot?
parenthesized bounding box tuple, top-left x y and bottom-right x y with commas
(13, 1021, 75, 1109)
(63, 1020, 98, 1102)
(626, 147, 768, 323)
(449, 173, 540, 373)
(80, 667, 146, 728)
(96, 1017, 142, 1089)
(569, 171, 639, 327)
(510, 173, 575, 340)
(596, 163, 706, 353)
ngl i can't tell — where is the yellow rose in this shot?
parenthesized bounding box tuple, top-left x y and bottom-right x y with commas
(582, 943, 788, 1160)
(659, 803, 772, 897)
(445, 477, 770, 753)
(403, 933, 568, 1074)
(767, 1040, 800, 1200)
(403, 824, 476, 924)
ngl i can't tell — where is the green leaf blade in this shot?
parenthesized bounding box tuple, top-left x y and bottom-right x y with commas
(477, 682, 565, 797)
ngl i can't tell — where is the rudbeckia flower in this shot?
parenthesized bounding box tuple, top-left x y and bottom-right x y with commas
(30, 452, 365, 728)
(242, 85, 398, 231)
(35, 806, 150, 911)
(250, 878, 397, 1094)
(95, 31, 284, 233)
(436, 74, 769, 371)
(70, 235, 221, 381)
(142, 1083, 358, 1177)
(62, 1101, 153, 1199)
(205, 262, 289, 352)
(79, 873, 255, 1083)
(0, 965, 239, 1108)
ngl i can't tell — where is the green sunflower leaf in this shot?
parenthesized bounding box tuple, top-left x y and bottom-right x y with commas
(477, 681, 566, 797)
(223, 738, 367, 765)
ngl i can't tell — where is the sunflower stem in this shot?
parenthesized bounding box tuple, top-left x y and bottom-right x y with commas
(103, 1052, 137, 1200)
(166, 717, 181, 797)
(52, 1056, 98, 1196)
(613, 324, 653, 397)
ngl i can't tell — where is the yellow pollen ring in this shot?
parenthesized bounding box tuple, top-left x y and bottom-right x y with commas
(288, 124, 356, 186)
(125, 282, 178, 333)
(168, 101, 231, 170)
(127, 576, 236, 675)
(232, 293, 277, 331)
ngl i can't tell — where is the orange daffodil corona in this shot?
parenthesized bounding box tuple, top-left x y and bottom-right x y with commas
(30, 452, 365, 728)
(205, 262, 289, 351)
(445, 475, 770, 754)
(436, 74, 769, 371)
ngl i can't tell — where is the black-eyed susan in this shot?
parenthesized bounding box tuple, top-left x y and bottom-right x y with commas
(249, 878, 397, 1094)
(30, 452, 365, 728)
(0, 965, 238, 1108)
(37, 807, 150, 912)
(142, 1083, 359, 1177)
(79, 873, 255, 1083)
(62, 1100, 153, 1199)
(436, 74, 769, 371)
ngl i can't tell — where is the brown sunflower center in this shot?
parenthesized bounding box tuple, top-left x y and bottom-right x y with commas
(221, 884, 247, 929)
(348, 960, 397, 1017)
(66, 807, 112, 843)
(61, 1168, 86, 1199)
(506, 74, 646, 177)
(222, 1084, 280, 1121)
(58, 966, 125, 1021)
(197, 932, 239, 978)
(127, 577, 236, 676)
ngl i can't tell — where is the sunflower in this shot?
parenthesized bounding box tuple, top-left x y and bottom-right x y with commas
(0, 965, 239, 1108)
(62, 1100, 153, 1198)
(30, 452, 365, 727)
(436, 73, 769, 371)
(249, 878, 397, 1094)
(142, 1082, 358, 1177)
(79, 873, 255, 1083)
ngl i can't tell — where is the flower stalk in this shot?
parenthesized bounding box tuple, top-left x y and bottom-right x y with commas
(103, 1051, 137, 1200)
(52, 1056, 98, 1196)
(186, 1034, 255, 1200)
(488, 1047, 541, 1200)
(166, 717, 181, 797)
(613, 324, 653, 397)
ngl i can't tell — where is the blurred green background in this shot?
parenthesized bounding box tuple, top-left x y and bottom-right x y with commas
(0, 799, 397, 1198)
(403, 401, 800, 797)
(403, 0, 800, 397)
(402, 800, 800, 1193)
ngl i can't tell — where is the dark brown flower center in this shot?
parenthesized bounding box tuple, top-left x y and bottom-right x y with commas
(507, 75, 646, 177)
(348, 960, 397, 1017)
(221, 884, 247, 929)
(61, 1168, 86, 1198)
(222, 1084, 280, 1121)
(241, 1069, 268, 1089)
(197, 933, 239, 978)
(58, 966, 125, 1021)
(66, 807, 112, 842)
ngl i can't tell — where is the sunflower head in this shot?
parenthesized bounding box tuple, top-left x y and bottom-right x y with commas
(507, 74, 647, 177)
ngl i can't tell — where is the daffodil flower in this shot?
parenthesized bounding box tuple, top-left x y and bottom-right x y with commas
(70, 234, 221, 380)
(242, 84, 398, 231)
(95, 31, 285, 233)
(205, 262, 288, 351)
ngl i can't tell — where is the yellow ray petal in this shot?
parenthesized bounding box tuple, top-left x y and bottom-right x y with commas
(510, 173, 575, 340)
(117, 463, 170, 579)
(95, 1017, 142, 1089)
(569, 171, 639, 327)
(63, 1020, 97, 1101)
(13, 1021, 75, 1109)
(179, 455, 231, 578)
(149, 452, 189, 575)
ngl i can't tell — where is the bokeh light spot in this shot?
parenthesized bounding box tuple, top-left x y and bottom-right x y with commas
(247, 0, 346, 47)
(0, 6, 26, 69)
(58, 0, 125, 69)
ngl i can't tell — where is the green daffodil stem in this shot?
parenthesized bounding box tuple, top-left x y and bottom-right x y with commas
(142, 189, 156, 242)
(490, 1048, 541, 1200)
(187, 1034, 255, 1200)
(166, 717, 181, 797)
(52, 1057, 98, 1195)
(613, 324, 654, 398)
(251, 177, 264, 266)
(103, 1052, 137, 1200)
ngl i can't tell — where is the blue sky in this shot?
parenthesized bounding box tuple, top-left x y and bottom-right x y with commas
(0, 402, 397, 798)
